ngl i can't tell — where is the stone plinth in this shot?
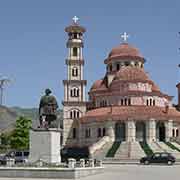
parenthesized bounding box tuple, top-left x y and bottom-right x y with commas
(29, 128, 61, 164)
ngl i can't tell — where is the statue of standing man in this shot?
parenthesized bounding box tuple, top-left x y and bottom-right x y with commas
(39, 89, 59, 128)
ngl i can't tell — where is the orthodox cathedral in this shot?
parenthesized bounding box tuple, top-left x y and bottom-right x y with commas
(62, 18, 180, 159)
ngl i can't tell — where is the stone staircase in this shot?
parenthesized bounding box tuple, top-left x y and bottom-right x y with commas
(130, 141, 146, 159)
(147, 141, 180, 159)
(171, 142, 180, 150)
(113, 141, 145, 159)
(89, 136, 114, 160)
(158, 142, 180, 159)
(148, 141, 165, 152)
(114, 141, 129, 159)
(93, 141, 114, 160)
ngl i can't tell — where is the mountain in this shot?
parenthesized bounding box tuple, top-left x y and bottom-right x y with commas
(0, 106, 63, 132)
(0, 105, 18, 132)
(11, 107, 39, 120)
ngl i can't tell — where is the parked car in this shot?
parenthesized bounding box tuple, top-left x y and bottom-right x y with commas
(0, 150, 29, 165)
(140, 152, 176, 165)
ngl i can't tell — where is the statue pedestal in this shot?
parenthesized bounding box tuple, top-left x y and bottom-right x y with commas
(29, 128, 61, 164)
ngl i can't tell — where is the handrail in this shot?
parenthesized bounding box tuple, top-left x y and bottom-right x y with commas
(89, 136, 110, 155)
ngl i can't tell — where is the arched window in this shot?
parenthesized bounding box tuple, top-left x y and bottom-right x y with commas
(117, 64, 120, 71)
(128, 99, 131, 106)
(70, 111, 73, 119)
(73, 33, 78, 39)
(72, 67, 78, 76)
(103, 128, 106, 136)
(150, 99, 152, 106)
(153, 99, 155, 106)
(72, 128, 76, 139)
(70, 109, 80, 119)
(146, 99, 149, 106)
(124, 98, 127, 106)
(121, 99, 124, 106)
(85, 128, 91, 138)
(73, 47, 78, 56)
(176, 129, 179, 137)
(97, 128, 101, 137)
(70, 87, 79, 97)
(173, 129, 175, 137)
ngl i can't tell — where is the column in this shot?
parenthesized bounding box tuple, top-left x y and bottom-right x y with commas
(126, 120, 136, 142)
(106, 121, 115, 142)
(165, 120, 173, 142)
(146, 119, 156, 142)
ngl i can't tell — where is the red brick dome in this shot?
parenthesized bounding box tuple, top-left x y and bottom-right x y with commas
(108, 43, 143, 59)
(90, 79, 107, 91)
(114, 67, 149, 81)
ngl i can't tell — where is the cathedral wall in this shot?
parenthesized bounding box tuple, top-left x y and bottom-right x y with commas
(128, 82, 151, 92)
(80, 121, 108, 146)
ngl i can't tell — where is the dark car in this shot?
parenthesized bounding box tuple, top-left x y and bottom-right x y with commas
(140, 152, 176, 165)
(0, 150, 29, 165)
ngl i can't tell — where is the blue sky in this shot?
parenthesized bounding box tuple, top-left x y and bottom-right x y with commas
(0, 0, 180, 108)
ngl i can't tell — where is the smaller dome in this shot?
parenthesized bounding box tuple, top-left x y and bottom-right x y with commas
(152, 83, 160, 92)
(114, 67, 149, 81)
(108, 43, 143, 59)
(90, 79, 107, 91)
(91, 80, 103, 90)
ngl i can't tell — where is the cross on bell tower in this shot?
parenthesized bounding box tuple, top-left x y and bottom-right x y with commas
(72, 16, 79, 24)
(62, 18, 87, 145)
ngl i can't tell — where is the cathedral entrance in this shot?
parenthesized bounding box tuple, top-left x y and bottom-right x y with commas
(156, 122, 166, 141)
(136, 122, 146, 142)
(115, 122, 126, 141)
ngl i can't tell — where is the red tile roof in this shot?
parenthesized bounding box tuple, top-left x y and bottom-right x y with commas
(80, 106, 180, 123)
(104, 43, 145, 64)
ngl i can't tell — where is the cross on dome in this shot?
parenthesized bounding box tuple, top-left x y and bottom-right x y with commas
(121, 32, 129, 42)
(72, 16, 79, 23)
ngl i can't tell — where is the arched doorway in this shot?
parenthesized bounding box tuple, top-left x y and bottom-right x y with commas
(156, 122, 166, 141)
(136, 122, 146, 142)
(115, 122, 126, 141)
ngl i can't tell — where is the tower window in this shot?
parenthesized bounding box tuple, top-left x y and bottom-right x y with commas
(73, 47, 78, 56)
(70, 109, 80, 119)
(70, 87, 79, 97)
(73, 33, 78, 39)
(72, 67, 78, 76)
(153, 99, 155, 106)
(72, 128, 76, 139)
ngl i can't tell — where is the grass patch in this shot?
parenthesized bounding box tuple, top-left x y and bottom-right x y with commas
(106, 141, 121, 157)
(165, 142, 180, 152)
(139, 142, 153, 156)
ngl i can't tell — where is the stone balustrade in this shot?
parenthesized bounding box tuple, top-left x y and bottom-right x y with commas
(68, 158, 102, 168)
(89, 136, 110, 156)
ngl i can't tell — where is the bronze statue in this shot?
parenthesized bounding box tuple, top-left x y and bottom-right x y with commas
(39, 89, 59, 128)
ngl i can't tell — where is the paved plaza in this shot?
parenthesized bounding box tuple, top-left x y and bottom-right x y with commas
(0, 164, 180, 180)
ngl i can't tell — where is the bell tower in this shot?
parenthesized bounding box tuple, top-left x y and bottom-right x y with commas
(62, 17, 87, 146)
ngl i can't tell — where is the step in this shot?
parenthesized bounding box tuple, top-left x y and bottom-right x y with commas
(148, 142, 165, 153)
(171, 142, 180, 150)
(114, 142, 145, 159)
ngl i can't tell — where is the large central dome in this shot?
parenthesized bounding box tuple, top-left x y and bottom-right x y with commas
(108, 43, 143, 59)
(114, 66, 149, 81)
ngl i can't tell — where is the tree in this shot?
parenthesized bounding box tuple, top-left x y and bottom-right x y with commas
(10, 116, 32, 150)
